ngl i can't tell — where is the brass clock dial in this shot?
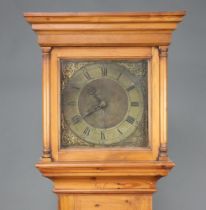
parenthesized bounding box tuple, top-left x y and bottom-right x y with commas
(61, 61, 148, 148)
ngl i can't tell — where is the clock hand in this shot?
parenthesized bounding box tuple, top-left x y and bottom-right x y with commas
(82, 106, 101, 119)
(87, 86, 101, 103)
(82, 101, 107, 119)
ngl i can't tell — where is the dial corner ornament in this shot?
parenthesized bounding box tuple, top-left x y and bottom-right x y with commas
(61, 60, 148, 148)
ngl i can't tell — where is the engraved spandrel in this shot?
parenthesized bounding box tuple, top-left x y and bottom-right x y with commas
(118, 60, 147, 77)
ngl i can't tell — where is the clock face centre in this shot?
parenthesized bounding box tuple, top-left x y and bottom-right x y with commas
(78, 78, 128, 129)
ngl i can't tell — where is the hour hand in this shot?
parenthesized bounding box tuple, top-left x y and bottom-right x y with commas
(82, 101, 107, 119)
(87, 86, 101, 103)
(82, 105, 101, 119)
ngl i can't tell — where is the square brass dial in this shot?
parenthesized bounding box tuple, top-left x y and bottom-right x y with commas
(61, 60, 148, 148)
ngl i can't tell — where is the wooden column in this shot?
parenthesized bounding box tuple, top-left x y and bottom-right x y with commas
(159, 46, 169, 161)
(41, 47, 52, 162)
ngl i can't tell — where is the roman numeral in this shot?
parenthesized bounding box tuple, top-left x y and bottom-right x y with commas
(101, 131, 105, 140)
(101, 66, 107, 76)
(131, 101, 139, 107)
(67, 101, 76, 106)
(117, 129, 123, 135)
(71, 86, 80, 90)
(68, 83, 80, 90)
(83, 127, 90, 136)
(126, 116, 135, 124)
(83, 71, 92, 80)
(71, 115, 81, 124)
(126, 85, 135, 92)
(116, 72, 122, 80)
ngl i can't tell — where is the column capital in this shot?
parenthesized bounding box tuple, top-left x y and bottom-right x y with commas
(159, 46, 168, 57)
(41, 47, 52, 54)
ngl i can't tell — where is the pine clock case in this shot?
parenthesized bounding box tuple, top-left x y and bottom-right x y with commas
(24, 12, 185, 210)
(51, 47, 156, 162)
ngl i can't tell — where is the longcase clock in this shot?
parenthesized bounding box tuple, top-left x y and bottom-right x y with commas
(24, 11, 185, 210)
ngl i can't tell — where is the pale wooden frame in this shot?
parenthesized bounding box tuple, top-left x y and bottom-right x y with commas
(50, 46, 160, 161)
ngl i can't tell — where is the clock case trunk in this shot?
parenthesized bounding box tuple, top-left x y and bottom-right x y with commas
(24, 11, 185, 210)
